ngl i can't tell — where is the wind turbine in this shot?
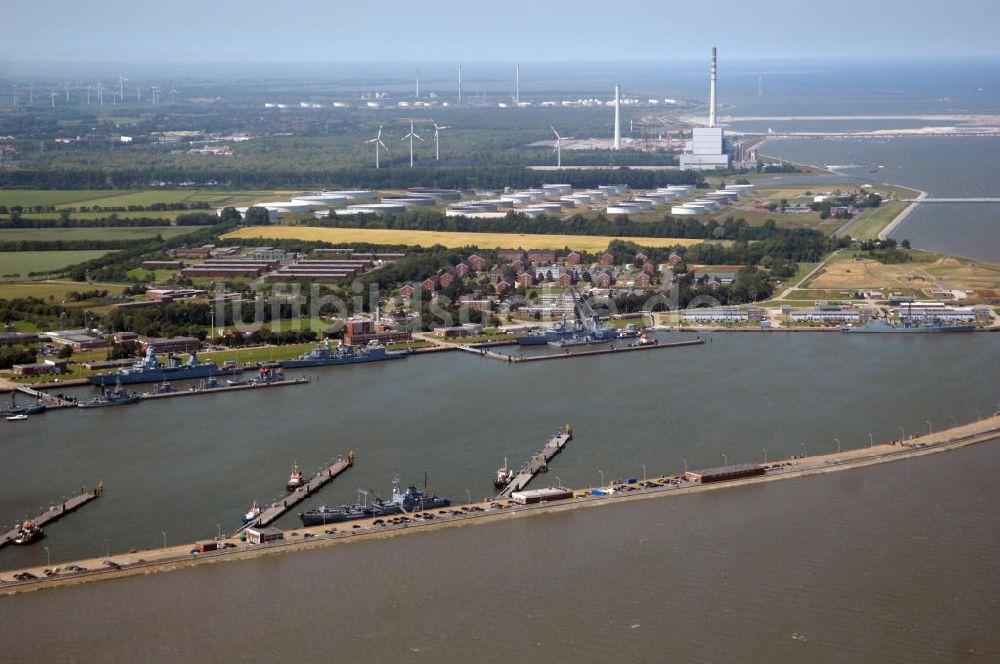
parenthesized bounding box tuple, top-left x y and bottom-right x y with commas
(85, 84, 92, 106)
(431, 121, 450, 161)
(400, 121, 424, 168)
(136, 87, 142, 103)
(169, 87, 179, 103)
(27, 82, 34, 105)
(118, 73, 127, 101)
(150, 86, 159, 104)
(415, 68, 420, 99)
(64, 81, 71, 103)
(96, 81, 104, 105)
(551, 126, 571, 168)
(50, 90, 58, 109)
(365, 124, 389, 169)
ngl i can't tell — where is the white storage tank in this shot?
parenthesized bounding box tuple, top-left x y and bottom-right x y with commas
(322, 190, 375, 201)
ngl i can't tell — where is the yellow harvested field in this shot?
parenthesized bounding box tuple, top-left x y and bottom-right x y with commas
(809, 256, 1000, 291)
(223, 226, 712, 251)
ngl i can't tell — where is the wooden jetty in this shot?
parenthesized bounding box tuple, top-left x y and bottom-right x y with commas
(238, 452, 354, 532)
(139, 377, 309, 402)
(0, 484, 103, 549)
(498, 425, 573, 498)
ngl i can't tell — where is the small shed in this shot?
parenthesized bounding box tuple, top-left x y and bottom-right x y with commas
(246, 527, 284, 544)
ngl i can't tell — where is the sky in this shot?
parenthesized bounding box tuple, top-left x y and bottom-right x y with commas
(2, 0, 999, 65)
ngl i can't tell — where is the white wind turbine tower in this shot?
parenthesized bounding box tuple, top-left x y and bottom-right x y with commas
(150, 86, 160, 104)
(11, 83, 19, 113)
(96, 81, 104, 105)
(401, 121, 424, 167)
(136, 87, 142, 103)
(415, 68, 420, 99)
(515, 64, 520, 104)
(169, 87, 179, 103)
(551, 125, 571, 168)
(85, 84, 92, 106)
(63, 81, 71, 103)
(457, 64, 462, 106)
(431, 121, 450, 160)
(49, 90, 58, 109)
(118, 74, 128, 102)
(366, 124, 389, 169)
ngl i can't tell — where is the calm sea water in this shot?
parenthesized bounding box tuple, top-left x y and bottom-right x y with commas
(761, 136, 1000, 262)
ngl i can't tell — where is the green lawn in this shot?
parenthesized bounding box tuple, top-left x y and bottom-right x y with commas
(0, 250, 115, 277)
(194, 343, 320, 364)
(0, 227, 198, 242)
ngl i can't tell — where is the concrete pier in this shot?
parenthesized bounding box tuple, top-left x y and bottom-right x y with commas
(0, 484, 103, 549)
(498, 425, 573, 497)
(139, 377, 309, 402)
(238, 453, 354, 532)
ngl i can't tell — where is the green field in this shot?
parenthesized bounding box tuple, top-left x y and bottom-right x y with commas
(842, 201, 909, 240)
(0, 188, 297, 210)
(0, 280, 128, 300)
(0, 250, 115, 277)
(0, 227, 198, 242)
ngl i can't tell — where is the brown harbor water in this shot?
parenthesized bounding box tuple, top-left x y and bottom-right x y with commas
(0, 332, 998, 661)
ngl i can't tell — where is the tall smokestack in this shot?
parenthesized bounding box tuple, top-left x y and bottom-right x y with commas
(709, 46, 717, 128)
(613, 84, 621, 150)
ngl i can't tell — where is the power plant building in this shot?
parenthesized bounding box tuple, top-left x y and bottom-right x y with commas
(680, 47, 731, 171)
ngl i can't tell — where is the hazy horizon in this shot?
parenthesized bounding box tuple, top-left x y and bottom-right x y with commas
(2, 0, 999, 69)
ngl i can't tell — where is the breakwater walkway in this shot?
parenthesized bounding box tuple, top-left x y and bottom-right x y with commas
(5, 414, 997, 595)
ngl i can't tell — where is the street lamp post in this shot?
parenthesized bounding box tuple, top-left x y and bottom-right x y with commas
(216, 523, 222, 540)
(599, 470, 605, 487)
(762, 448, 767, 464)
(834, 438, 841, 454)
(800, 442, 807, 458)
(899, 426, 905, 441)
(926, 420, 932, 435)
(161, 531, 167, 549)
(465, 488, 471, 504)
(44, 546, 50, 567)
(641, 464, 646, 483)
(868, 432, 874, 448)
(721, 453, 728, 466)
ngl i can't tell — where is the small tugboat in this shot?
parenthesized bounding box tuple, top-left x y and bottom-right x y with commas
(286, 462, 304, 491)
(243, 500, 261, 523)
(12, 521, 43, 545)
(494, 458, 515, 488)
(631, 333, 658, 347)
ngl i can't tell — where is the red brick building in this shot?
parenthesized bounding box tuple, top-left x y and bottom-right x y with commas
(467, 254, 488, 270)
(516, 272, 535, 288)
(599, 252, 615, 266)
(565, 251, 582, 266)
